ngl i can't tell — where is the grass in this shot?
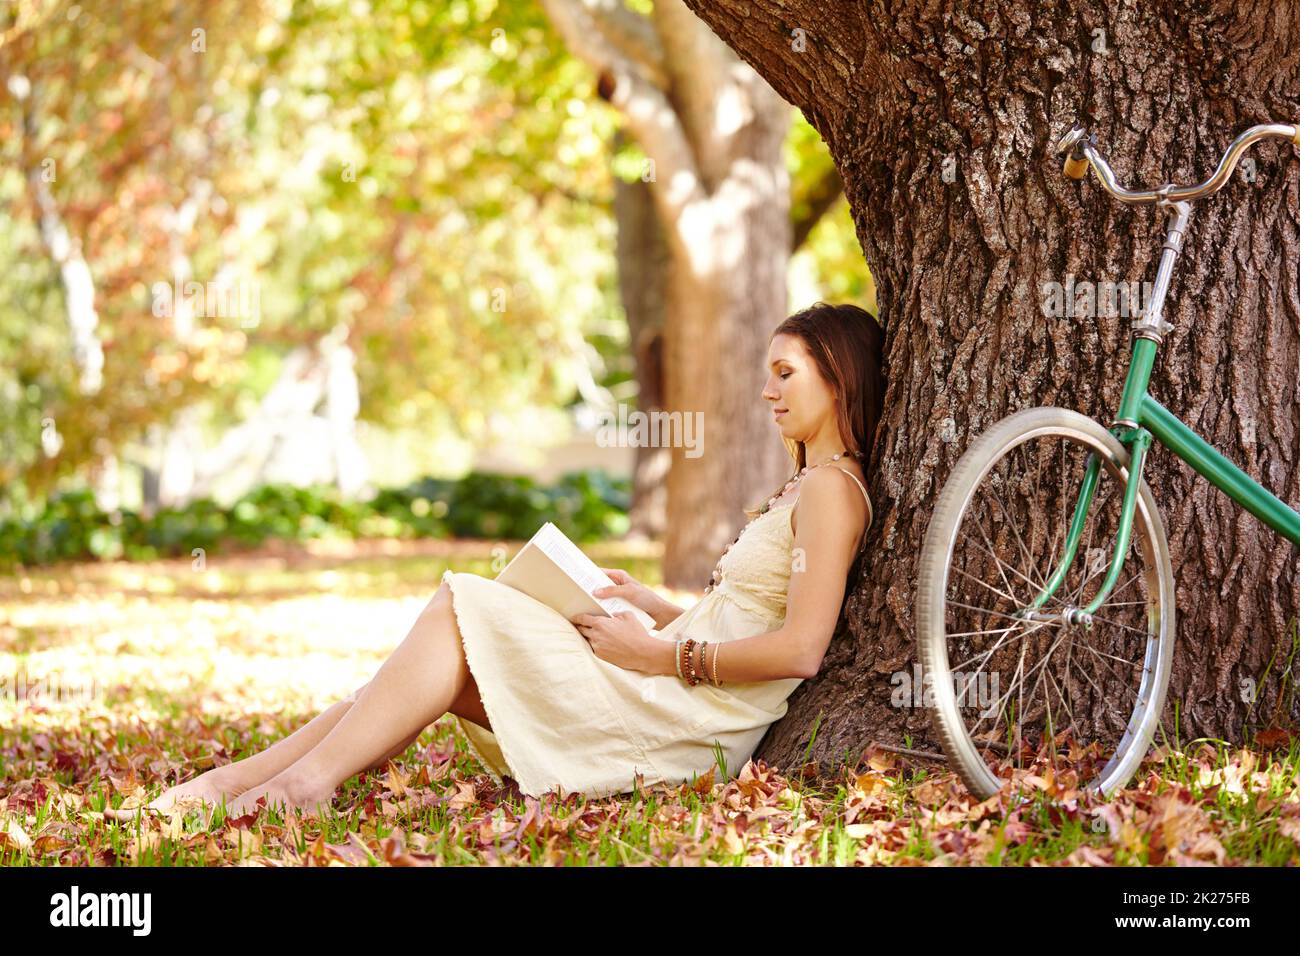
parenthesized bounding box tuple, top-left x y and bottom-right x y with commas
(1, 539, 1298, 866)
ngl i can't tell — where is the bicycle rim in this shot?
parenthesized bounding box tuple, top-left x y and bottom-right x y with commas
(917, 407, 1175, 800)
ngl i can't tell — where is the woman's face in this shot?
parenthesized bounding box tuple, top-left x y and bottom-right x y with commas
(762, 333, 836, 440)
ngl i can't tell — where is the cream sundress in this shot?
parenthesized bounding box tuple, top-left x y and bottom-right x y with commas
(440, 467, 874, 799)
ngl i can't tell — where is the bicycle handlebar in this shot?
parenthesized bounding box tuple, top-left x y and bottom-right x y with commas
(1055, 122, 1300, 204)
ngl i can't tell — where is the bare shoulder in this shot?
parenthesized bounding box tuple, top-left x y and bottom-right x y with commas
(791, 465, 870, 539)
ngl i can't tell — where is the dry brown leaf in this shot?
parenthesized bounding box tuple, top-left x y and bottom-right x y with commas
(1, 819, 33, 853)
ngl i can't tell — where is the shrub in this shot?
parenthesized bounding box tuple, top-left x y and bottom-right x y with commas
(0, 468, 632, 569)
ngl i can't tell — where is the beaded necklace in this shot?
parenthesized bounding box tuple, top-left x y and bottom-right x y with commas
(702, 449, 864, 594)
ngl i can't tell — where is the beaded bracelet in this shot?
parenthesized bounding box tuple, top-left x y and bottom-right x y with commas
(674, 636, 723, 687)
(677, 637, 697, 686)
(678, 638, 696, 686)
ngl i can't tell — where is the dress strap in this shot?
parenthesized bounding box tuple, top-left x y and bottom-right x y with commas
(828, 466, 873, 551)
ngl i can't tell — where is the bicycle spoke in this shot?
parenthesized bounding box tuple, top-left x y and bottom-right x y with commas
(1010, 638, 1028, 759)
(923, 419, 1172, 800)
(946, 599, 1062, 628)
(1075, 640, 1147, 669)
(1057, 637, 1088, 746)
(946, 624, 1039, 639)
(1086, 612, 1151, 638)
(1030, 441, 1045, 577)
(950, 561, 1019, 606)
(948, 618, 1055, 672)
(1043, 665, 1080, 755)
(986, 478, 1046, 592)
(964, 538, 1043, 603)
(1076, 639, 1143, 690)
(1007, 629, 1073, 729)
(1067, 647, 1112, 706)
(1037, 449, 1069, 597)
(1070, 482, 1103, 606)
(972, 510, 1022, 605)
(1102, 570, 1144, 601)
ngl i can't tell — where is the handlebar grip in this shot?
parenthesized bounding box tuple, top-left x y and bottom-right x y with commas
(1063, 154, 1089, 180)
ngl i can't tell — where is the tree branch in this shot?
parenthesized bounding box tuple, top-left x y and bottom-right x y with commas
(677, 0, 863, 153)
(791, 164, 844, 250)
(18, 81, 105, 396)
(541, 0, 706, 223)
(649, 0, 737, 118)
(584, 0, 668, 89)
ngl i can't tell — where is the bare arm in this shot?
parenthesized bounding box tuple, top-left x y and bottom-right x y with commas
(648, 467, 867, 680)
(651, 599, 686, 630)
(595, 568, 688, 631)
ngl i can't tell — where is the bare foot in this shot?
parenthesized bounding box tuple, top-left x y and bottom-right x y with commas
(104, 765, 248, 823)
(221, 775, 336, 819)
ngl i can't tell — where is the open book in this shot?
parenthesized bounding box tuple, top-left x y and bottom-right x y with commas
(494, 522, 659, 633)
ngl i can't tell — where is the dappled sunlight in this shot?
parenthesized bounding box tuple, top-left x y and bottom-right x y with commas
(1, 542, 1298, 866)
(0, 539, 681, 738)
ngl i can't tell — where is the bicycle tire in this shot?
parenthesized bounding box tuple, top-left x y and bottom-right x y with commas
(916, 406, 1176, 800)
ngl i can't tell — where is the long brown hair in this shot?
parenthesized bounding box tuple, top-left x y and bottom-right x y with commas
(745, 302, 887, 531)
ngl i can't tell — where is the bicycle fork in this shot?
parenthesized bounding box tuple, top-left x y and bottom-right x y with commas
(1014, 426, 1153, 629)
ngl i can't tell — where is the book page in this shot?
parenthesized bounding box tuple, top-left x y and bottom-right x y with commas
(532, 523, 656, 628)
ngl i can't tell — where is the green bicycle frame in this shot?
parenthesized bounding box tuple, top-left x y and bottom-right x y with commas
(1023, 201, 1300, 623)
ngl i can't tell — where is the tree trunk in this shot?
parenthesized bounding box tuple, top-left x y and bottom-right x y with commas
(18, 82, 104, 397)
(321, 324, 369, 498)
(154, 187, 210, 508)
(662, 187, 793, 590)
(186, 344, 327, 500)
(681, 0, 1300, 774)
(612, 128, 671, 542)
(543, 0, 794, 590)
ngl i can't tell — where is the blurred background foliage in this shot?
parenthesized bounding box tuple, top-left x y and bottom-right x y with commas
(0, 0, 873, 561)
(0, 468, 633, 567)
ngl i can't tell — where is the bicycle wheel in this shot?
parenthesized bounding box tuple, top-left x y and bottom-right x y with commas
(916, 406, 1176, 800)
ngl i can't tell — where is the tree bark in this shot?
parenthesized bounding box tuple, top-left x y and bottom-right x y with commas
(681, 0, 1300, 774)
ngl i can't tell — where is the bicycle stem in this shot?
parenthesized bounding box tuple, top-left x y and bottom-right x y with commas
(1018, 122, 1300, 628)
(1018, 202, 1191, 626)
(1129, 196, 1191, 347)
(1107, 197, 1193, 436)
(1018, 122, 1300, 627)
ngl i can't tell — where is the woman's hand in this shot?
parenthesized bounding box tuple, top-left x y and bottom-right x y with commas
(570, 610, 663, 674)
(594, 568, 684, 630)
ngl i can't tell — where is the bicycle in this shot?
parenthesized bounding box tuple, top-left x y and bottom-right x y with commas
(915, 120, 1300, 800)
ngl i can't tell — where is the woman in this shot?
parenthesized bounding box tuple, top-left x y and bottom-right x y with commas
(105, 301, 886, 820)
